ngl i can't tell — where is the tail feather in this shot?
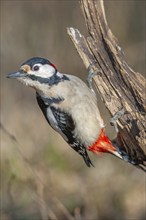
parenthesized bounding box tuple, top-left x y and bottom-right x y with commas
(135, 164, 146, 172)
(88, 128, 146, 172)
(112, 142, 146, 172)
(112, 133, 146, 172)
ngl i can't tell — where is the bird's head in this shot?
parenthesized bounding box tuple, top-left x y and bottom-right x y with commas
(7, 57, 60, 88)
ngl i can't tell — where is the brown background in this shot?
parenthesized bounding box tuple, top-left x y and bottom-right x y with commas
(1, 1, 145, 219)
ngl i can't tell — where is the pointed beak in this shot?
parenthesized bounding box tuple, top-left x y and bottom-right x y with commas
(7, 71, 27, 79)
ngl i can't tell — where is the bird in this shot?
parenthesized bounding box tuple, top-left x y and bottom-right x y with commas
(7, 57, 146, 171)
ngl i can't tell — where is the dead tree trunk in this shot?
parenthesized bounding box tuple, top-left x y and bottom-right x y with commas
(67, 0, 146, 170)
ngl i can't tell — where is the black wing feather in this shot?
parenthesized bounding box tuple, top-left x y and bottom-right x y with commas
(36, 93, 93, 167)
(50, 106, 93, 167)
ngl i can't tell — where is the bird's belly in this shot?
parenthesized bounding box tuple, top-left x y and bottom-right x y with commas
(72, 105, 104, 147)
(75, 120, 102, 147)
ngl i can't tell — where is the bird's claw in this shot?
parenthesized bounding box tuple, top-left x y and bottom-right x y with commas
(87, 62, 102, 95)
(110, 108, 125, 133)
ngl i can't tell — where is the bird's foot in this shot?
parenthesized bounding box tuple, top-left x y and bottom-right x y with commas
(87, 62, 102, 95)
(110, 108, 125, 133)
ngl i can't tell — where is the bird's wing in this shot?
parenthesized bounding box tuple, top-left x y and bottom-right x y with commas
(36, 93, 93, 167)
(49, 106, 94, 167)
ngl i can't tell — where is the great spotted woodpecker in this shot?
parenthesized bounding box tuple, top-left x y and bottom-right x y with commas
(7, 57, 146, 170)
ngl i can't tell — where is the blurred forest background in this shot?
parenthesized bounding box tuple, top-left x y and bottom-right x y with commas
(1, 0, 145, 220)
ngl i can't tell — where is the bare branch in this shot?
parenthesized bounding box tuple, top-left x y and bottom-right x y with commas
(67, 0, 146, 168)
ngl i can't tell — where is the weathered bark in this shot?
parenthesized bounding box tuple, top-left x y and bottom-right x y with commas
(67, 0, 146, 170)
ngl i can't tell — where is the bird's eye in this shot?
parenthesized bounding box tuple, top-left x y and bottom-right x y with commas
(33, 65, 39, 71)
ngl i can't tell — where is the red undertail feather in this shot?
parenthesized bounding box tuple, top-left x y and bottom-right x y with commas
(89, 128, 118, 155)
(88, 128, 146, 172)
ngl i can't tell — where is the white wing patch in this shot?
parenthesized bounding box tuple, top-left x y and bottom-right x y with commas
(46, 108, 68, 141)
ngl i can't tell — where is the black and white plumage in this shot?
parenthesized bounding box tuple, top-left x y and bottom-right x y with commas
(36, 92, 93, 167)
(7, 57, 103, 166)
(7, 57, 146, 170)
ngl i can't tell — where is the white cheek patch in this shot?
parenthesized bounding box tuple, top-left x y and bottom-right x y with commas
(32, 64, 56, 78)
